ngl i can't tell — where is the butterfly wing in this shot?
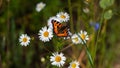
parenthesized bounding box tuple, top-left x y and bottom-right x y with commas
(52, 20, 68, 37)
(52, 20, 62, 34)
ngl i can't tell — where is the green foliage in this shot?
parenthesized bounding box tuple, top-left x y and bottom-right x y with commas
(104, 10, 113, 20)
(0, 0, 120, 68)
(100, 0, 114, 9)
(42, 0, 61, 19)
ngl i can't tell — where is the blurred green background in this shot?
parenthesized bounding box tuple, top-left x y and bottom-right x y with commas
(0, 0, 120, 68)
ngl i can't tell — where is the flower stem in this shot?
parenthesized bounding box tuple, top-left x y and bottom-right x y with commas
(60, 44, 73, 52)
(68, 0, 74, 33)
(93, 10, 104, 63)
(77, 34, 94, 68)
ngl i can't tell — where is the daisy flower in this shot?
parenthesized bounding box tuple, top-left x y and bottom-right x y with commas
(56, 12, 70, 22)
(68, 61, 80, 68)
(50, 52, 66, 67)
(19, 34, 31, 46)
(83, 7, 90, 13)
(78, 30, 89, 44)
(71, 34, 81, 44)
(47, 16, 60, 29)
(36, 2, 46, 12)
(38, 26, 53, 42)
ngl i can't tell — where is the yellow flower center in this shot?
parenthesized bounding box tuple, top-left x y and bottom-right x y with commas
(22, 37, 27, 42)
(86, 0, 90, 2)
(74, 37, 79, 42)
(55, 56, 61, 62)
(60, 15, 66, 19)
(80, 34, 85, 40)
(71, 63, 76, 68)
(43, 31, 49, 37)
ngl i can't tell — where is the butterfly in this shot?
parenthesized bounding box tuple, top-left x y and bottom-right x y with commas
(51, 20, 69, 37)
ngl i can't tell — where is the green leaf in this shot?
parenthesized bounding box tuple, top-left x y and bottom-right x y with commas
(100, 0, 114, 9)
(104, 10, 113, 20)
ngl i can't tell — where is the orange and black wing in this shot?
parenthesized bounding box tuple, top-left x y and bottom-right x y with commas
(52, 20, 68, 37)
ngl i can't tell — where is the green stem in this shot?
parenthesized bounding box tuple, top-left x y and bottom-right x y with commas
(77, 4, 81, 32)
(68, 0, 74, 33)
(93, 10, 104, 63)
(77, 34, 94, 68)
(60, 44, 73, 52)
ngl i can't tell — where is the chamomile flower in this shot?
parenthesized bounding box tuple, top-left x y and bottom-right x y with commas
(50, 52, 66, 67)
(56, 12, 70, 22)
(36, 2, 46, 12)
(68, 61, 80, 68)
(83, 7, 90, 13)
(71, 34, 81, 44)
(19, 34, 31, 46)
(78, 30, 89, 44)
(38, 26, 53, 42)
(47, 16, 60, 29)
